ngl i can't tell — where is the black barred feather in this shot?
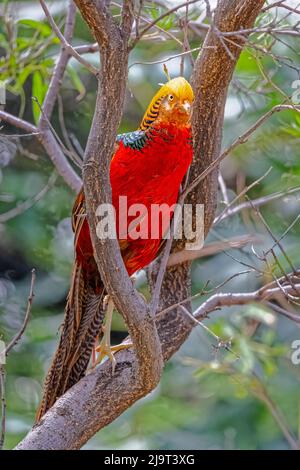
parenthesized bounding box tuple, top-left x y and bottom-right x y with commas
(36, 259, 105, 421)
(139, 96, 163, 131)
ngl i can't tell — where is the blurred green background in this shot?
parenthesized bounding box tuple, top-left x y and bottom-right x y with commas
(0, 0, 300, 450)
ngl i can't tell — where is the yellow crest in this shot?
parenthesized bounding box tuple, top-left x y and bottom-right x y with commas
(139, 77, 194, 131)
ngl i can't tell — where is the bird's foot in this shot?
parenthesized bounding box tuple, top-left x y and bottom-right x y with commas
(92, 296, 116, 371)
(94, 334, 117, 373)
(95, 340, 133, 374)
(93, 296, 133, 374)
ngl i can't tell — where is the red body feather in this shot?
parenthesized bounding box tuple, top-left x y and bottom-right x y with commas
(76, 122, 192, 277)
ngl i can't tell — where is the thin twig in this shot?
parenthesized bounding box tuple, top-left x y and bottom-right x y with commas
(218, 172, 229, 205)
(194, 282, 300, 322)
(39, 0, 98, 76)
(131, 0, 202, 48)
(184, 104, 300, 199)
(0, 270, 36, 449)
(167, 234, 259, 267)
(39, 1, 76, 124)
(214, 167, 273, 226)
(216, 186, 300, 223)
(265, 301, 300, 325)
(0, 110, 81, 192)
(57, 94, 82, 167)
(0, 173, 57, 223)
(0, 365, 6, 450)
(5, 269, 36, 355)
(129, 46, 204, 69)
(74, 43, 98, 54)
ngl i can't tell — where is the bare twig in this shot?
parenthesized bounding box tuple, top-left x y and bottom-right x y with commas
(214, 167, 273, 226)
(5, 269, 36, 355)
(0, 270, 36, 450)
(0, 111, 38, 135)
(262, 1, 300, 14)
(39, 0, 98, 76)
(0, 365, 6, 450)
(215, 186, 300, 223)
(255, 380, 300, 450)
(167, 234, 259, 267)
(129, 46, 204, 69)
(218, 172, 229, 205)
(0, 173, 57, 223)
(184, 104, 300, 199)
(39, 1, 76, 124)
(180, 305, 239, 358)
(57, 94, 83, 167)
(0, 110, 81, 192)
(150, 191, 188, 314)
(74, 42, 98, 54)
(265, 301, 300, 325)
(194, 282, 300, 322)
(131, 0, 202, 48)
(250, 200, 298, 277)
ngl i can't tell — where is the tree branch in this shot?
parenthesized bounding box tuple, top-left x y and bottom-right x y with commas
(0, 110, 81, 192)
(39, 0, 98, 76)
(167, 234, 259, 267)
(0, 270, 36, 449)
(39, 0, 77, 123)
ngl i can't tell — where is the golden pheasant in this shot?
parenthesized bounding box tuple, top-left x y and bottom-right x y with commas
(37, 76, 194, 420)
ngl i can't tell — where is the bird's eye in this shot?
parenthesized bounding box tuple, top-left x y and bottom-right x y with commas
(168, 94, 174, 101)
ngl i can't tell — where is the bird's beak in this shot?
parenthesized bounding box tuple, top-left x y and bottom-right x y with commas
(182, 101, 191, 113)
(176, 101, 192, 115)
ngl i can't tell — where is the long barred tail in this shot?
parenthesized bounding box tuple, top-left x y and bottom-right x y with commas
(36, 261, 105, 421)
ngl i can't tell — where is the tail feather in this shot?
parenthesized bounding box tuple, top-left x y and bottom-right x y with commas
(36, 261, 105, 421)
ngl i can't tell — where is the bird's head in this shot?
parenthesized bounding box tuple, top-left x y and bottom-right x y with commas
(139, 77, 194, 130)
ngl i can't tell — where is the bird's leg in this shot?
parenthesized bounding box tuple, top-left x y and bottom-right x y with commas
(94, 296, 133, 373)
(91, 335, 99, 368)
(94, 296, 116, 372)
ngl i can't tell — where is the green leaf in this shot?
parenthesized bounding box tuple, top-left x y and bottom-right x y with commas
(67, 65, 86, 101)
(18, 65, 38, 88)
(31, 71, 47, 125)
(18, 19, 52, 37)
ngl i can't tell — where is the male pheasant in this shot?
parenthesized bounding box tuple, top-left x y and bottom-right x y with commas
(37, 76, 194, 420)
